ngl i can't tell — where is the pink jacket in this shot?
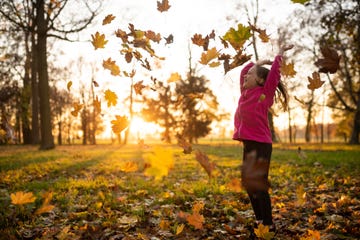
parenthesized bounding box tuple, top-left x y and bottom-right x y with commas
(232, 55, 283, 143)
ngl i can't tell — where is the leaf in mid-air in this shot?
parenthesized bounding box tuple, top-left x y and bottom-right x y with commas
(145, 30, 162, 43)
(291, 0, 310, 4)
(167, 72, 181, 83)
(164, 34, 174, 45)
(143, 147, 174, 180)
(222, 23, 251, 50)
(104, 89, 118, 107)
(93, 96, 101, 113)
(70, 102, 83, 117)
(315, 46, 340, 74)
(254, 224, 275, 240)
(191, 33, 209, 51)
(120, 162, 138, 172)
(115, 29, 128, 43)
(307, 71, 324, 90)
(67, 81, 72, 91)
(103, 58, 120, 76)
(280, 62, 297, 78)
(91, 32, 108, 50)
(249, 23, 270, 43)
(102, 14, 115, 25)
(199, 47, 219, 66)
(134, 81, 146, 95)
(111, 115, 129, 134)
(10, 191, 36, 205)
(157, 0, 171, 12)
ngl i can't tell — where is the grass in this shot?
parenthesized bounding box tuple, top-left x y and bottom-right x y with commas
(0, 142, 359, 239)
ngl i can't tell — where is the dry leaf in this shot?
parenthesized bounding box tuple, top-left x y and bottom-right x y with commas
(91, 32, 108, 50)
(102, 14, 115, 25)
(315, 46, 340, 74)
(307, 71, 324, 90)
(10, 191, 36, 205)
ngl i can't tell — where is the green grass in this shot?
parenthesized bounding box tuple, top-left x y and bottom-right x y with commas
(0, 142, 359, 239)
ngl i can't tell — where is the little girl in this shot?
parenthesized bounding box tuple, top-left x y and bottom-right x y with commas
(233, 45, 294, 230)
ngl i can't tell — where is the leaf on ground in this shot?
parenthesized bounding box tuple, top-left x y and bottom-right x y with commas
(10, 191, 36, 205)
(254, 223, 275, 240)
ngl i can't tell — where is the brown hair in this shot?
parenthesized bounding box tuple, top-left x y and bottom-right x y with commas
(256, 65, 288, 111)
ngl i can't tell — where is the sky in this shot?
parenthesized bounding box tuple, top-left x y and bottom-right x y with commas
(58, 0, 322, 140)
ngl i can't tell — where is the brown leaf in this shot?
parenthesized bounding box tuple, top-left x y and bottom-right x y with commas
(315, 46, 340, 74)
(157, 0, 171, 12)
(307, 71, 324, 90)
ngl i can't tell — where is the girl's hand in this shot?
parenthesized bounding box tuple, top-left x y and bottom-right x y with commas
(279, 44, 294, 55)
(256, 59, 273, 66)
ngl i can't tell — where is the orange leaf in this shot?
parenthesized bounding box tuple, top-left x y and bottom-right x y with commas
(167, 72, 181, 83)
(120, 162, 138, 172)
(191, 34, 209, 51)
(93, 96, 101, 113)
(307, 71, 324, 90)
(35, 204, 55, 215)
(145, 30, 162, 43)
(226, 178, 242, 192)
(10, 191, 36, 205)
(157, 0, 171, 12)
(254, 223, 275, 240)
(91, 32, 108, 50)
(104, 89, 118, 107)
(199, 47, 219, 65)
(280, 62, 297, 78)
(102, 14, 115, 25)
(186, 212, 204, 230)
(111, 115, 129, 134)
(103, 58, 120, 76)
(315, 46, 340, 74)
(71, 102, 83, 117)
(134, 81, 146, 95)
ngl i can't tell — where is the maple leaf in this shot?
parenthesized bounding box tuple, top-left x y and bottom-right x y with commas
(225, 51, 252, 73)
(71, 102, 83, 117)
(280, 62, 297, 78)
(115, 29, 128, 43)
(315, 46, 340, 74)
(249, 23, 270, 43)
(10, 191, 36, 205)
(102, 14, 115, 25)
(111, 115, 129, 134)
(186, 212, 205, 230)
(167, 72, 181, 83)
(104, 89, 118, 107)
(191, 34, 210, 51)
(134, 81, 146, 95)
(164, 34, 174, 45)
(254, 223, 275, 240)
(199, 47, 219, 66)
(226, 178, 242, 192)
(195, 150, 217, 178)
(300, 230, 321, 240)
(143, 147, 174, 180)
(157, 0, 171, 12)
(91, 32, 108, 50)
(145, 30, 162, 43)
(67, 81, 72, 91)
(102, 58, 120, 76)
(307, 71, 325, 90)
(222, 23, 251, 50)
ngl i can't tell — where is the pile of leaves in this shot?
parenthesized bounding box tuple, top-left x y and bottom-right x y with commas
(0, 143, 359, 239)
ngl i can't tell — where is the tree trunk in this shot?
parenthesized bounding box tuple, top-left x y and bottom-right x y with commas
(36, 0, 54, 150)
(22, 31, 32, 144)
(31, 30, 40, 144)
(349, 96, 360, 144)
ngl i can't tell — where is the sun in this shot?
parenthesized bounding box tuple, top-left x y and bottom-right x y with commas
(129, 116, 161, 140)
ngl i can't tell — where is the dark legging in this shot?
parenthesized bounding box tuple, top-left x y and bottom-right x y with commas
(241, 140, 273, 225)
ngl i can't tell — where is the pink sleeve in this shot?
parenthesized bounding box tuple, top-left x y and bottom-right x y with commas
(263, 55, 282, 99)
(240, 62, 255, 92)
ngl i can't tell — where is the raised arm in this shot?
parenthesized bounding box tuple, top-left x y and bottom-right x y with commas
(240, 62, 254, 92)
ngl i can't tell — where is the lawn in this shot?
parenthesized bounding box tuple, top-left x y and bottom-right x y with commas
(0, 142, 359, 239)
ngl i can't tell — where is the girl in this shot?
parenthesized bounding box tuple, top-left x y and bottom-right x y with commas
(233, 45, 294, 230)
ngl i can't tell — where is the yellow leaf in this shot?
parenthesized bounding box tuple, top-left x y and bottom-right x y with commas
(143, 147, 174, 180)
(258, 94, 266, 102)
(120, 162, 138, 172)
(111, 115, 129, 134)
(199, 47, 219, 65)
(300, 229, 321, 240)
(104, 89, 117, 107)
(192, 201, 204, 213)
(167, 72, 181, 83)
(258, 28, 270, 42)
(91, 32, 108, 50)
(208, 61, 221, 68)
(176, 223, 185, 235)
(10, 191, 36, 205)
(93, 96, 101, 113)
(307, 71, 324, 90)
(35, 204, 55, 215)
(254, 223, 275, 240)
(222, 23, 251, 50)
(67, 81, 72, 91)
(159, 219, 170, 230)
(102, 14, 115, 25)
(296, 185, 307, 206)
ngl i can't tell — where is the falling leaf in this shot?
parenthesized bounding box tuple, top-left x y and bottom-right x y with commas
(167, 72, 181, 83)
(157, 0, 171, 12)
(199, 47, 219, 66)
(103, 58, 120, 76)
(145, 30, 162, 43)
(67, 81, 72, 91)
(91, 32, 108, 50)
(164, 34, 174, 45)
(102, 14, 116, 25)
(104, 89, 118, 107)
(111, 115, 129, 134)
(315, 46, 340, 74)
(195, 150, 217, 178)
(71, 102, 83, 117)
(249, 23, 270, 43)
(92, 80, 99, 87)
(143, 147, 174, 180)
(191, 34, 209, 51)
(115, 29, 128, 43)
(291, 0, 310, 4)
(307, 71, 324, 90)
(120, 162, 138, 172)
(254, 224, 275, 240)
(280, 62, 297, 78)
(10, 191, 36, 205)
(134, 81, 146, 95)
(222, 23, 251, 50)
